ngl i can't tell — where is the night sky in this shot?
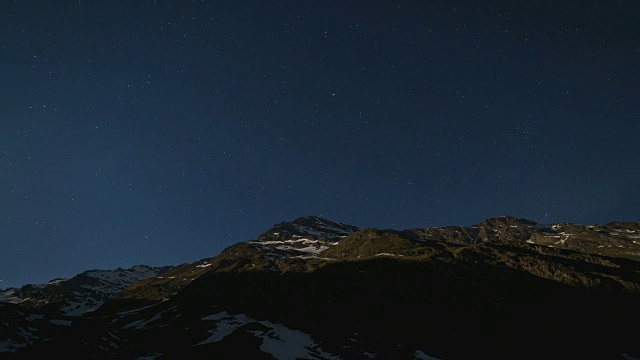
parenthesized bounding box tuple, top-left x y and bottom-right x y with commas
(2, 0, 639, 288)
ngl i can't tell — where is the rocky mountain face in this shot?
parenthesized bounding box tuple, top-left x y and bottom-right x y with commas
(114, 216, 360, 301)
(0, 264, 173, 354)
(409, 215, 640, 260)
(0, 265, 173, 316)
(249, 215, 359, 258)
(2, 215, 640, 359)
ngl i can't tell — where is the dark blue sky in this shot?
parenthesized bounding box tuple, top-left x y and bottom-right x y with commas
(2, 0, 639, 288)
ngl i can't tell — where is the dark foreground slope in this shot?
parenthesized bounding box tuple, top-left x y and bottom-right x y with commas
(2, 216, 640, 359)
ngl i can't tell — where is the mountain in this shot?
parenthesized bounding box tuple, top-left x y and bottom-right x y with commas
(0, 265, 173, 316)
(248, 215, 359, 258)
(2, 215, 640, 359)
(409, 215, 640, 260)
(114, 216, 360, 301)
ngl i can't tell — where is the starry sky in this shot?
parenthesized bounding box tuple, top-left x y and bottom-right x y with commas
(2, 0, 639, 288)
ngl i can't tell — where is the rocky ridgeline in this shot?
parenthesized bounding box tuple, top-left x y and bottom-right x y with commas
(3, 215, 640, 359)
(409, 215, 640, 259)
(0, 265, 172, 316)
(256, 215, 360, 242)
(102, 215, 640, 302)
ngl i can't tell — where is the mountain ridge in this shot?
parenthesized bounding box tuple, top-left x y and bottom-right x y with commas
(2, 215, 640, 359)
(0, 264, 174, 316)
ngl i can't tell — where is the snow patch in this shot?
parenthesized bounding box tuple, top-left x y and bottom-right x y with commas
(197, 311, 340, 359)
(45, 278, 67, 286)
(415, 350, 441, 359)
(197, 312, 251, 343)
(275, 245, 329, 254)
(255, 238, 321, 245)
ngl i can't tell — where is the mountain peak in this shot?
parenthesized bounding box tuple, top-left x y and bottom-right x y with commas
(478, 215, 540, 228)
(256, 216, 359, 242)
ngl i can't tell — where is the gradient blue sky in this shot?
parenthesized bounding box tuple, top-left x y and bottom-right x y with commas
(2, 0, 638, 288)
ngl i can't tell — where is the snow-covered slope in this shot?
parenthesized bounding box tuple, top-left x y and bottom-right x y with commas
(248, 215, 360, 258)
(0, 264, 172, 316)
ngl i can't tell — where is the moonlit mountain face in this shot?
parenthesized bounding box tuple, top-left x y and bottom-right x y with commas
(248, 216, 360, 259)
(0, 265, 173, 316)
(2, 216, 640, 359)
